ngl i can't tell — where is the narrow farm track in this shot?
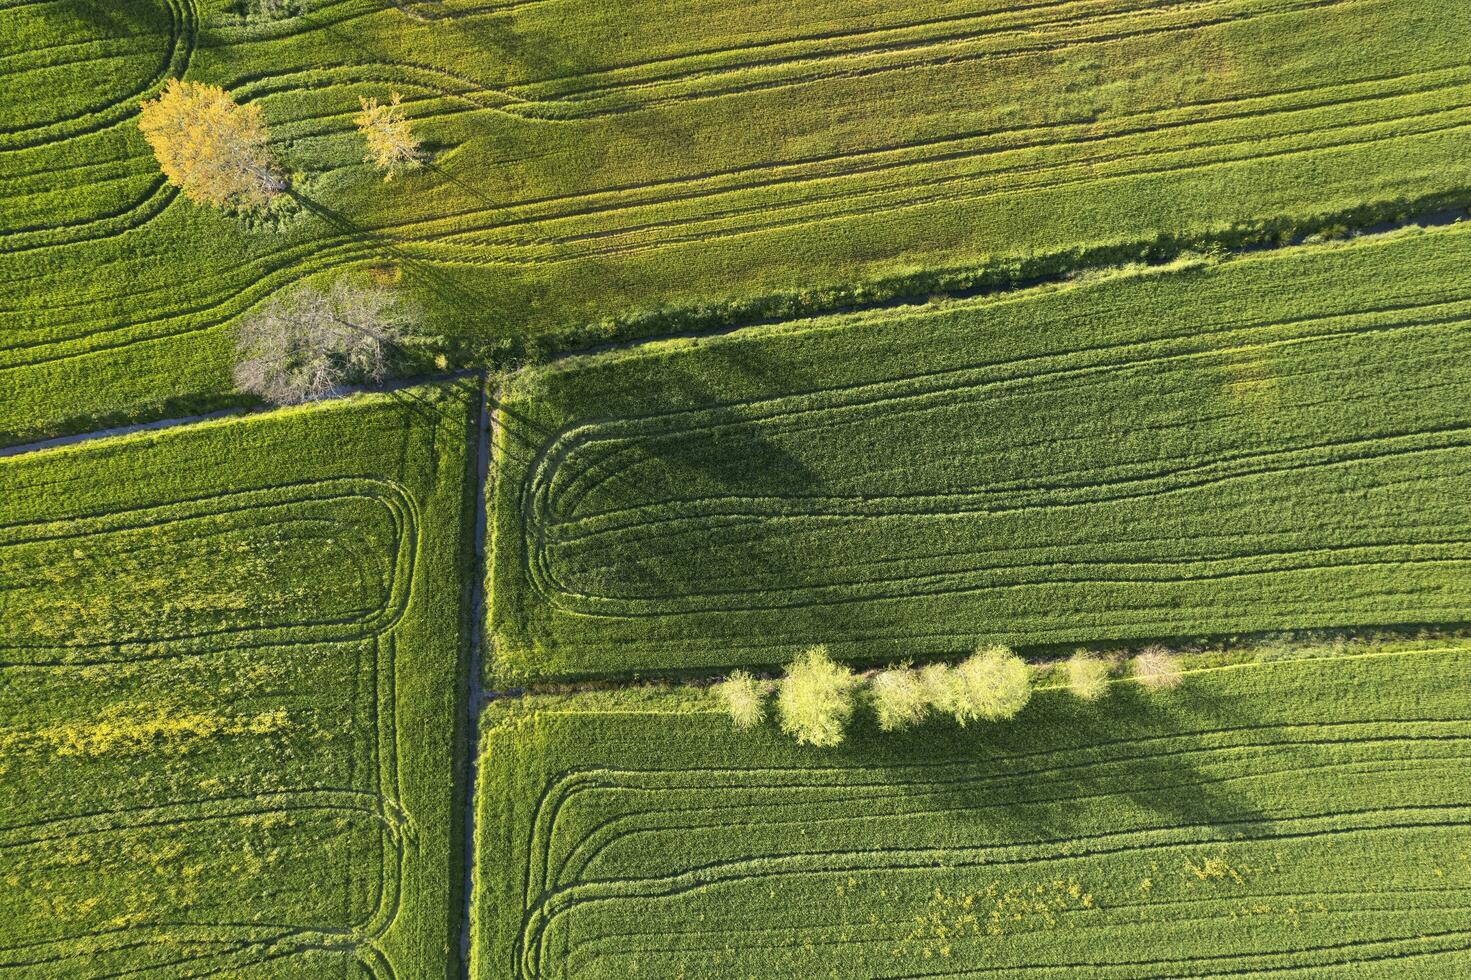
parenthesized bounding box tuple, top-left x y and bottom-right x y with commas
(473, 647, 1471, 978)
(0, 386, 477, 977)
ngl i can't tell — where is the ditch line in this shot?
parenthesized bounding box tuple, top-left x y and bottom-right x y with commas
(459, 372, 493, 976)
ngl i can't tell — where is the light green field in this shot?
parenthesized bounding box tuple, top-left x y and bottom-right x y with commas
(0, 382, 476, 977)
(486, 223, 1471, 682)
(473, 643, 1471, 979)
(7, 0, 1471, 443)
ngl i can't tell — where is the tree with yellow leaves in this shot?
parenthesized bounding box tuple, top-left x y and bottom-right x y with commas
(138, 79, 284, 209)
(354, 92, 423, 181)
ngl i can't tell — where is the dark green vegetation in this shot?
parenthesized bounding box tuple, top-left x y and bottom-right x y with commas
(0, 382, 477, 977)
(473, 643, 1471, 978)
(8, 0, 1471, 444)
(487, 223, 1471, 681)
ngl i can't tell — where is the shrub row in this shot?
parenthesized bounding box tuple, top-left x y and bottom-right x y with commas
(713, 644, 1183, 746)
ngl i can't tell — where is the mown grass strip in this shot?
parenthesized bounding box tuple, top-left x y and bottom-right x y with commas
(0, 380, 478, 977)
(7, 0, 1471, 442)
(472, 641, 1471, 979)
(488, 224, 1471, 681)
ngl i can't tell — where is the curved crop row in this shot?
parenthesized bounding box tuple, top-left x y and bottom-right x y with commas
(474, 645, 1471, 978)
(7, 0, 1471, 444)
(0, 382, 477, 978)
(488, 222, 1471, 681)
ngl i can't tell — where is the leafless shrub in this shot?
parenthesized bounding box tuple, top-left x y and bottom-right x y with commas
(1132, 646, 1183, 691)
(233, 280, 417, 404)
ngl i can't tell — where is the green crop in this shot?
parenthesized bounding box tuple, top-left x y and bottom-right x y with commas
(473, 642, 1471, 978)
(0, 381, 477, 977)
(8, 0, 1471, 443)
(488, 223, 1471, 682)
(9, 4, 1471, 977)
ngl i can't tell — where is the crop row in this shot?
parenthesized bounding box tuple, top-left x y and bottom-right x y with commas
(487, 222, 1471, 681)
(6, 0, 1471, 444)
(473, 642, 1471, 978)
(0, 381, 478, 978)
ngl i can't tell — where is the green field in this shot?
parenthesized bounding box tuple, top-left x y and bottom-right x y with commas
(487, 223, 1471, 682)
(8, 0, 1471, 444)
(10, 2, 1471, 976)
(472, 643, 1471, 978)
(0, 382, 476, 977)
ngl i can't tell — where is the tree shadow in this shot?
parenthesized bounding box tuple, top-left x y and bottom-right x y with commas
(808, 678, 1282, 917)
(288, 189, 510, 356)
(57, 2, 165, 35)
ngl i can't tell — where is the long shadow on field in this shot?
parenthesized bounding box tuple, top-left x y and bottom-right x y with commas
(303, 0, 733, 365)
(495, 341, 836, 618)
(383, 0, 712, 352)
(823, 680, 1279, 886)
(288, 191, 518, 356)
(61, 3, 163, 34)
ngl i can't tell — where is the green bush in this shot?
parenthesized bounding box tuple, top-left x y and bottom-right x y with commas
(869, 668, 929, 732)
(776, 646, 857, 747)
(917, 662, 953, 706)
(940, 645, 1032, 725)
(712, 670, 766, 730)
(1065, 652, 1110, 702)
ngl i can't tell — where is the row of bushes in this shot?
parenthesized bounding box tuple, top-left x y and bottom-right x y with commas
(712, 645, 1182, 746)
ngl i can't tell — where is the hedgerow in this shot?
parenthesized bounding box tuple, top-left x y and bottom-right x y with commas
(476, 641, 1471, 977)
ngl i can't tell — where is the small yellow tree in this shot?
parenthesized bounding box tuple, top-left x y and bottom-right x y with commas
(138, 79, 283, 208)
(941, 645, 1031, 725)
(1065, 652, 1110, 702)
(777, 646, 857, 747)
(712, 670, 766, 730)
(355, 92, 423, 181)
(870, 667, 929, 732)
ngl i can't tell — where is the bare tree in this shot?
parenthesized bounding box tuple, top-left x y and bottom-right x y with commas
(233, 280, 417, 404)
(245, 0, 297, 17)
(1132, 646, 1184, 691)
